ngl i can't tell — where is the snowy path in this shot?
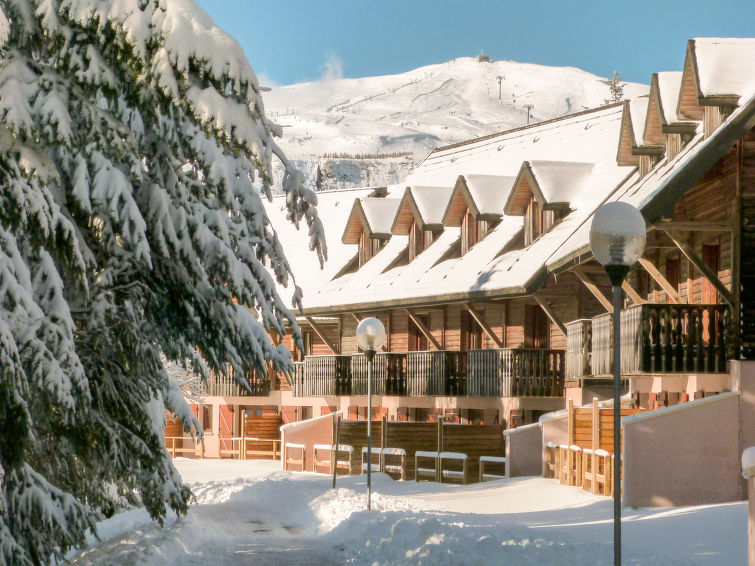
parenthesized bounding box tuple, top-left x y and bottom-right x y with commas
(69, 460, 747, 565)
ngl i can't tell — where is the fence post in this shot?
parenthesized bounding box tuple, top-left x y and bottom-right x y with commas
(592, 397, 599, 494)
(241, 415, 246, 460)
(437, 416, 444, 482)
(332, 414, 340, 488)
(381, 414, 387, 472)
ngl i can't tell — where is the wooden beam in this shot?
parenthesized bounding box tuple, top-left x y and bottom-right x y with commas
(663, 230, 735, 307)
(350, 312, 360, 324)
(651, 221, 733, 232)
(637, 257, 684, 304)
(621, 281, 647, 304)
(573, 269, 613, 313)
(405, 309, 442, 350)
(533, 295, 567, 338)
(304, 316, 339, 355)
(464, 304, 504, 348)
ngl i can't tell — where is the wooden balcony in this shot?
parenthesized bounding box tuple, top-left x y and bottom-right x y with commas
(293, 348, 564, 398)
(295, 355, 352, 396)
(351, 353, 407, 396)
(204, 371, 271, 397)
(569, 303, 732, 377)
(467, 348, 565, 397)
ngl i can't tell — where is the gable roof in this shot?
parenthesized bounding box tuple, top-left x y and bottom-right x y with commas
(342, 197, 401, 244)
(616, 98, 647, 165)
(677, 38, 755, 120)
(505, 160, 594, 215)
(392, 185, 454, 234)
(443, 174, 515, 226)
(549, 91, 755, 275)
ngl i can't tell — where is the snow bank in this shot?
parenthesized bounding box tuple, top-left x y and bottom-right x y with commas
(68, 460, 747, 566)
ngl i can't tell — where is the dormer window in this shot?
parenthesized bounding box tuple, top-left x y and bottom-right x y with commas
(461, 207, 490, 255)
(408, 219, 437, 261)
(342, 196, 401, 269)
(358, 230, 385, 267)
(523, 197, 561, 246)
(506, 160, 589, 246)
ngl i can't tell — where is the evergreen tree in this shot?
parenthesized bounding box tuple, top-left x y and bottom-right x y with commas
(599, 70, 626, 104)
(0, 1, 325, 563)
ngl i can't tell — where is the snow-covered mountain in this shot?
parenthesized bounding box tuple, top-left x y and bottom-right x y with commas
(263, 57, 648, 191)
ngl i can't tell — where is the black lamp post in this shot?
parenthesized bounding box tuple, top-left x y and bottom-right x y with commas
(355, 317, 386, 510)
(589, 201, 646, 566)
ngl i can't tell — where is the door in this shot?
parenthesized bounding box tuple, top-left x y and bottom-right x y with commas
(218, 405, 234, 457)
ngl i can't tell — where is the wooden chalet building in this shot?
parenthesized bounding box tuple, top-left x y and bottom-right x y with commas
(185, 38, 755, 457)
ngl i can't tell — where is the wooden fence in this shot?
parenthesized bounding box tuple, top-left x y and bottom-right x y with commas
(334, 418, 504, 481)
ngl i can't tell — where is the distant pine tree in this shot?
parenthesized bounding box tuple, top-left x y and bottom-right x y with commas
(599, 71, 627, 104)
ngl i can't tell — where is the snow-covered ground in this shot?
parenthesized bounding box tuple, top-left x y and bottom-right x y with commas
(69, 460, 746, 565)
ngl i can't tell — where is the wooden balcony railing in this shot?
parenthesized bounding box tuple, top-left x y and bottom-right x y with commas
(296, 355, 352, 396)
(566, 319, 592, 379)
(582, 303, 731, 376)
(406, 350, 466, 396)
(204, 371, 271, 397)
(351, 353, 407, 396)
(467, 348, 565, 397)
(293, 349, 563, 398)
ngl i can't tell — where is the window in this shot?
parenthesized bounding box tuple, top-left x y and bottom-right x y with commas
(665, 256, 680, 297)
(293, 331, 312, 362)
(358, 230, 385, 267)
(408, 314, 430, 351)
(524, 304, 549, 349)
(461, 310, 483, 351)
(523, 197, 560, 246)
(408, 220, 424, 261)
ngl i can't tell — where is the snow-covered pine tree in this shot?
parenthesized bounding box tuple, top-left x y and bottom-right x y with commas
(0, 1, 325, 563)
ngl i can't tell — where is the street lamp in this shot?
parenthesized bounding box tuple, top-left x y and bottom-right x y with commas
(589, 201, 646, 566)
(355, 317, 386, 510)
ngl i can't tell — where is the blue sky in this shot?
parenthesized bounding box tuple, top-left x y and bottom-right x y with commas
(197, 1, 755, 86)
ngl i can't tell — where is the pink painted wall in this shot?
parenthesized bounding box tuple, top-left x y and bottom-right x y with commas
(541, 413, 568, 450)
(623, 393, 741, 508)
(750, 477, 755, 566)
(504, 423, 542, 477)
(730, 361, 755, 499)
(281, 413, 336, 472)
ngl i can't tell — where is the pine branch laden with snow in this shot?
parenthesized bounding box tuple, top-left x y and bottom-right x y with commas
(0, 0, 324, 563)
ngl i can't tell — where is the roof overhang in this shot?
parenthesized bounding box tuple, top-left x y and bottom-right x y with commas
(391, 187, 444, 234)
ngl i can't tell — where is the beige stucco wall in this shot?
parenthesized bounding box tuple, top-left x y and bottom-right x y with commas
(623, 393, 741, 508)
(504, 423, 542, 477)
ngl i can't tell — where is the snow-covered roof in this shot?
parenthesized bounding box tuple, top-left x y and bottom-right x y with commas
(506, 160, 594, 215)
(302, 104, 633, 312)
(643, 72, 686, 146)
(392, 185, 454, 234)
(341, 196, 401, 243)
(548, 91, 755, 273)
(657, 71, 684, 125)
(691, 38, 755, 100)
(443, 174, 515, 226)
(617, 98, 654, 165)
(262, 187, 373, 308)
